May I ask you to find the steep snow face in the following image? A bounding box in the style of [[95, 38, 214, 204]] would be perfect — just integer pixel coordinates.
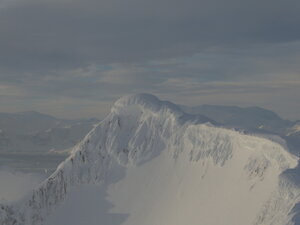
[[1, 94, 300, 225]]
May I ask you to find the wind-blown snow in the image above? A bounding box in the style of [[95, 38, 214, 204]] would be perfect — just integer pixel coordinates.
[[1, 94, 300, 225]]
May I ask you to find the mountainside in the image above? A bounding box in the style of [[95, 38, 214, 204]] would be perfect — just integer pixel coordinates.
[[1, 94, 300, 225]]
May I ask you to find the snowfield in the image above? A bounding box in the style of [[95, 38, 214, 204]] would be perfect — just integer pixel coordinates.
[[1, 94, 300, 225]]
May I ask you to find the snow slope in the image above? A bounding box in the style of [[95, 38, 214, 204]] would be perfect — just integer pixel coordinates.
[[180, 104, 300, 156], [1, 94, 300, 225]]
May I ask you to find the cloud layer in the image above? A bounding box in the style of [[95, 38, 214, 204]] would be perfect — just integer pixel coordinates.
[[0, 0, 299, 119]]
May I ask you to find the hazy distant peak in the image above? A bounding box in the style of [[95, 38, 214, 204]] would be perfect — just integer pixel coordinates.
[[180, 103, 293, 133], [190, 104, 281, 119]]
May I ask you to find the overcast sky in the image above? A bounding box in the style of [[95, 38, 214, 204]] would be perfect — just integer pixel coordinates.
[[0, 0, 299, 120]]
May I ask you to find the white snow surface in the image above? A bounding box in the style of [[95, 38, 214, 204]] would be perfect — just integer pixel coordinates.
[[1, 93, 300, 225]]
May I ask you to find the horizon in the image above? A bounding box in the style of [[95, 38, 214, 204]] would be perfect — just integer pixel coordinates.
[[0, 95, 299, 121]]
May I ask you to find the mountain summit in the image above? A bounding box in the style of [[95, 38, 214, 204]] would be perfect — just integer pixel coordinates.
[[1, 94, 300, 225]]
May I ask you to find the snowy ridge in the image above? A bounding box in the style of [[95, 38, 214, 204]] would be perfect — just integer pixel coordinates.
[[1, 94, 300, 225]]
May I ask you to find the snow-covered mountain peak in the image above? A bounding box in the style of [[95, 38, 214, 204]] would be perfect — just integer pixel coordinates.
[[1, 94, 300, 225], [112, 93, 216, 126], [112, 93, 183, 116]]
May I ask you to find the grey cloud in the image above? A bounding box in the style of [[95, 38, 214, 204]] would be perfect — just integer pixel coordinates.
[[0, 0, 300, 73], [0, 0, 300, 120], [1, 42, 300, 108]]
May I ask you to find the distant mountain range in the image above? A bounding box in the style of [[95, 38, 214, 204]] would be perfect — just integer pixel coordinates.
[[0, 111, 100, 154]]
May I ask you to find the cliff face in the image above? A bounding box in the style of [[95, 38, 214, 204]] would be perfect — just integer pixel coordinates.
[[1, 94, 299, 225]]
